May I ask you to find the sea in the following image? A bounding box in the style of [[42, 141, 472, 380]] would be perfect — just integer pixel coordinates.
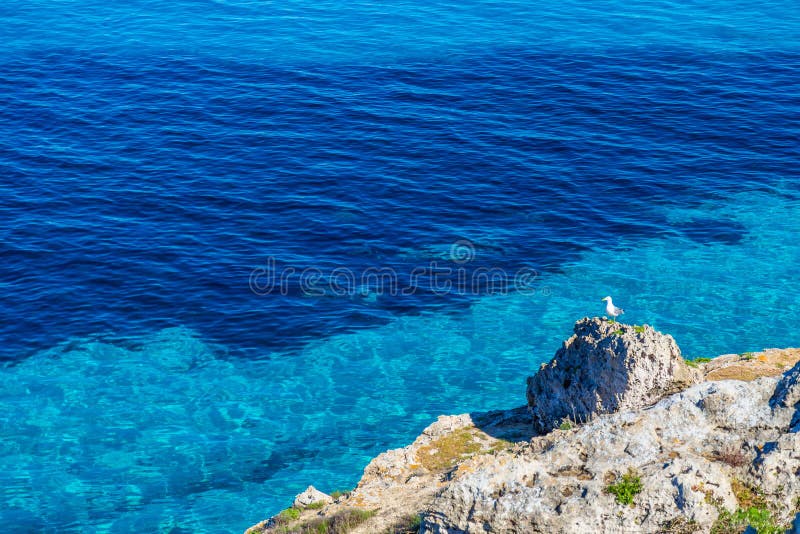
[[1, 0, 799, 531]]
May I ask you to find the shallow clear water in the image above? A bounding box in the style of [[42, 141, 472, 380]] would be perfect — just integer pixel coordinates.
[[1, 0, 800, 532]]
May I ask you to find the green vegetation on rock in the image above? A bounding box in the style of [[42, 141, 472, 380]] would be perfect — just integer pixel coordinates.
[[278, 507, 301, 522], [605, 469, 643, 506], [710, 480, 789, 534], [386, 513, 422, 533], [329, 489, 351, 500], [711, 507, 784, 534], [487, 438, 515, 454], [417, 427, 483, 472], [274, 508, 376, 534]]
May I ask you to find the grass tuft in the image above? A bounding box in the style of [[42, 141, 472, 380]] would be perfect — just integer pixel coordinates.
[[329, 489, 351, 500], [487, 438, 515, 454], [385, 513, 422, 533], [711, 506, 785, 534], [604, 468, 643, 506], [274, 508, 376, 534], [710, 481, 788, 534], [277, 507, 301, 522], [731, 479, 768, 509], [685, 356, 712, 368], [416, 428, 483, 472]]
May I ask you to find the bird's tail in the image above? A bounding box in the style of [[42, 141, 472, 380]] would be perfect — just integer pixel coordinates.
[[619, 308, 625, 315]]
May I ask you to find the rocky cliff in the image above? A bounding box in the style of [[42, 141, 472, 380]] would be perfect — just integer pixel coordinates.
[[247, 318, 800, 534], [526, 318, 697, 433]]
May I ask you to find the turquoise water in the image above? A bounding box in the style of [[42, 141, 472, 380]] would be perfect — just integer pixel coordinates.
[[3, 189, 800, 531], [2, 0, 800, 531]]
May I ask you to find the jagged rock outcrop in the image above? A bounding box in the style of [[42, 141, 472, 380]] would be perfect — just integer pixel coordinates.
[[247, 320, 800, 534], [526, 318, 698, 433], [292, 485, 333, 508], [425, 373, 800, 533]]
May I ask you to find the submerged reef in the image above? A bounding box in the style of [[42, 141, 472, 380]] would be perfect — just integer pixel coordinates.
[[248, 318, 800, 533]]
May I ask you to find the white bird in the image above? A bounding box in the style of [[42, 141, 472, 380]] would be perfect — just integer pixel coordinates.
[[602, 296, 624, 323]]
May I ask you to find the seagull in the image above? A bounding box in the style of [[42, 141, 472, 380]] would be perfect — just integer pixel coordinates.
[[602, 296, 624, 323]]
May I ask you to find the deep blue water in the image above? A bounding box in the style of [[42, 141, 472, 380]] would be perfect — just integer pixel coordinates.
[[2, 1, 800, 532]]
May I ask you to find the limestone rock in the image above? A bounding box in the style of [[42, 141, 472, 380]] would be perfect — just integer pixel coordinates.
[[424, 378, 796, 534], [703, 348, 800, 382], [526, 317, 698, 433], [246, 415, 518, 533], [771, 359, 800, 431], [248, 330, 800, 534], [292, 485, 333, 508]]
